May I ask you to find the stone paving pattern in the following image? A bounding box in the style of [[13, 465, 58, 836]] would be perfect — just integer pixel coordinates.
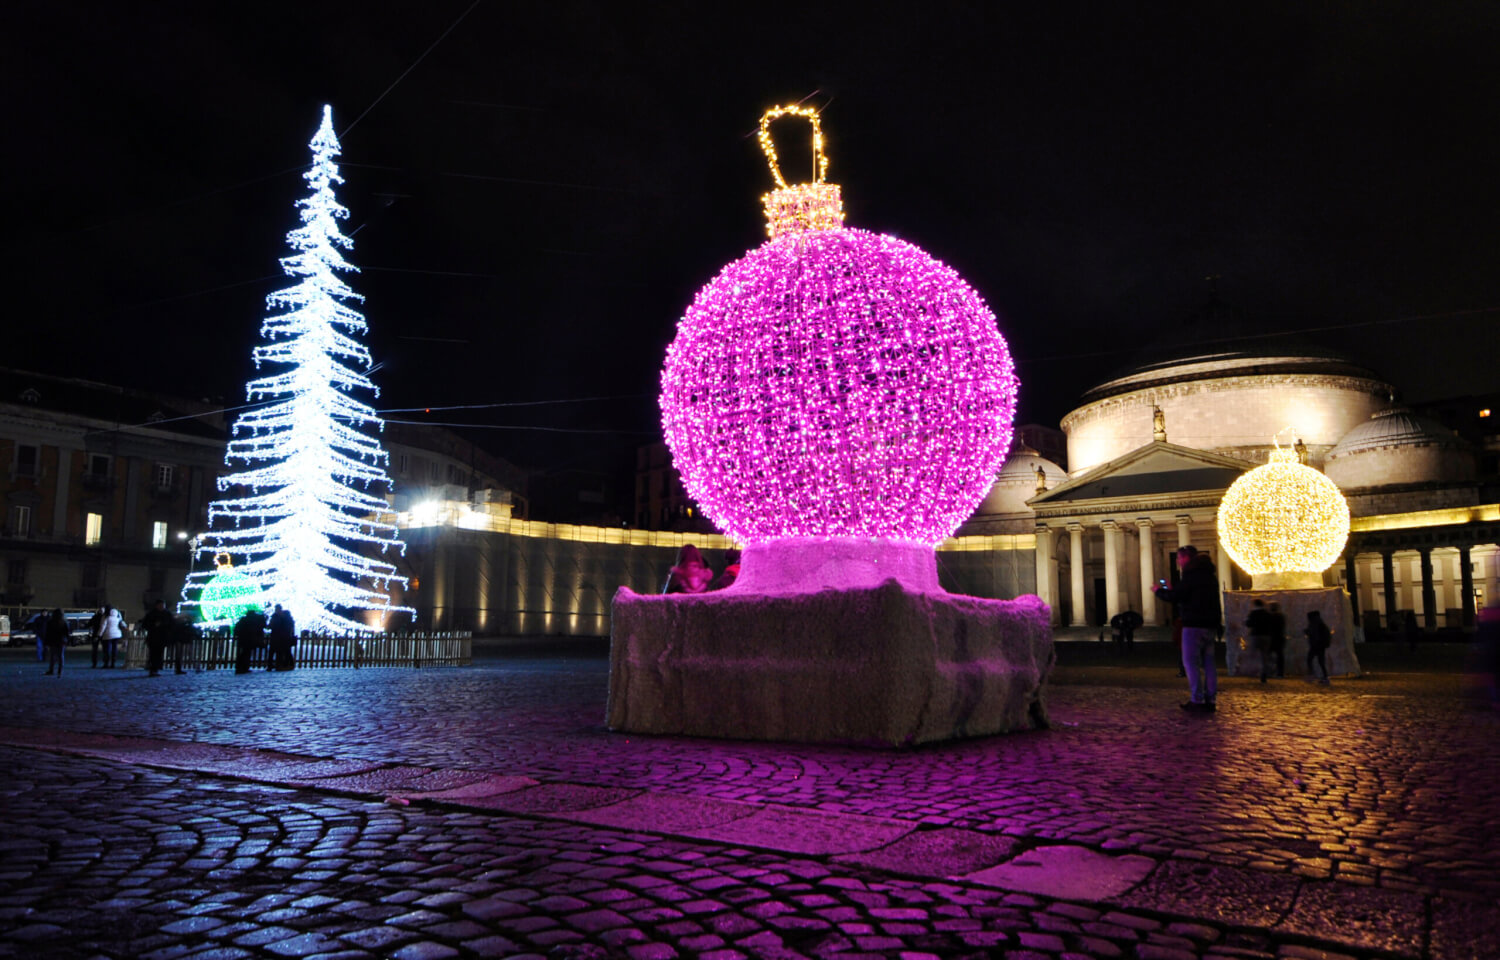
[[1, 646, 1497, 958]]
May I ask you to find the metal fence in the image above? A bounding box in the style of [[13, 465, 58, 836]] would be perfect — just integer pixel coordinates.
[[122, 632, 472, 670]]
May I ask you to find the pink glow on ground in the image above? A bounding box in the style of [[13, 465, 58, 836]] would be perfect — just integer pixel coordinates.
[[660, 228, 1018, 547]]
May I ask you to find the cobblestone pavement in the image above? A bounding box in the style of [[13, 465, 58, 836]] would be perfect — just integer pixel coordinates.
[[1, 647, 1497, 958]]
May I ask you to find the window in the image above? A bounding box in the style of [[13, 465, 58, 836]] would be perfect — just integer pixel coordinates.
[[155, 463, 174, 488], [15, 445, 38, 477], [6, 558, 26, 585], [88, 454, 110, 478], [148, 568, 167, 592], [85, 512, 103, 546], [397, 454, 408, 475], [81, 563, 101, 589], [10, 505, 31, 537], [152, 521, 168, 549]]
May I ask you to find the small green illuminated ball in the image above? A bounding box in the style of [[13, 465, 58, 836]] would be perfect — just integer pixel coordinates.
[[198, 565, 264, 624]]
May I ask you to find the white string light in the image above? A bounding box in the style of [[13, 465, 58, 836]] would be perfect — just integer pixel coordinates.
[[182, 105, 412, 633]]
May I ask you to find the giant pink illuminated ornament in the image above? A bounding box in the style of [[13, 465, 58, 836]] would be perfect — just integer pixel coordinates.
[[660, 106, 1018, 558]]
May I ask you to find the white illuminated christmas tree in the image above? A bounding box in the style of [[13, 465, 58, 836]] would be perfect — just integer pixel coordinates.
[[183, 104, 410, 634]]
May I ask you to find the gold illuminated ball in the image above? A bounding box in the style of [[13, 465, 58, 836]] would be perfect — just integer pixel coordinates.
[[1216, 449, 1350, 579]]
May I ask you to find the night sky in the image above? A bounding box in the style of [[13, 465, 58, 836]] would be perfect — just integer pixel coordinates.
[[9, 1, 1500, 487]]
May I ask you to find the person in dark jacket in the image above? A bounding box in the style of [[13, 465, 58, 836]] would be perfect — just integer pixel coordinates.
[[42, 607, 68, 676], [1153, 546, 1221, 711], [169, 617, 199, 674], [1305, 610, 1332, 685], [1266, 601, 1287, 679], [268, 604, 296, 671], [1247, 599, 1274, 683], [139, 600, 173, 677], [1110, 609, 1144, 653], [233, 609, 268, 674]]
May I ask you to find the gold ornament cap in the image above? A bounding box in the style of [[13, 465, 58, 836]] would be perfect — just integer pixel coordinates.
[[758, 105, 844, 239]]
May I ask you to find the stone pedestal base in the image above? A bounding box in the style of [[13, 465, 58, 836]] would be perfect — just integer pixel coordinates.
[[1223, 586, 1362, 678], [607, 580, 1054, 746]]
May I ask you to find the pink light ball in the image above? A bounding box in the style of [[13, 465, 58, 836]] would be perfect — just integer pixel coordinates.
[[660, 228, 1018, 547]]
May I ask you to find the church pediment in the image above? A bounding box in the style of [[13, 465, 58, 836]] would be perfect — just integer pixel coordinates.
[[1031, 441, 1254, 506]]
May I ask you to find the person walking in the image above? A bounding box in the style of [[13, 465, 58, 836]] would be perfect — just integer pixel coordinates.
[[1266, 601, 1287, 679], [1305, 610, 1332, 685], [1153, 545, 1222, 712], [1247, 599, 1274, 683], [233, 608, 267, 675], [268, 604, 296, 671], [98, 603, 124, 669], [42, 607, 68, 676], [139, 600, 173, 677]]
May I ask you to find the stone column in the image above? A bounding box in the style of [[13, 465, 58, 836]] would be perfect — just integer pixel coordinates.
[[1216, 540, 1232, 588], [1137, 518, 1157, 623], [1344, 549, 1360, 626], [1176, 516, 1191, 549], [1102, 520, 1121, 621], [1381, 551, 1398, 631], [1068, 523, 1087, 627], [1034, 525, 1056, 624], [1420, 548, 1437, 631], [1460, 545, 1475, 629]]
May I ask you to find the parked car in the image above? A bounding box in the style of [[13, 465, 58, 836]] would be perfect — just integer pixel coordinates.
[[0, 615, 9, 646], [16, 610, 95, 646]]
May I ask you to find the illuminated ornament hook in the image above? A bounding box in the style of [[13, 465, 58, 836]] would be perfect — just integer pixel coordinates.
[[1216, 433, 1350, 590], [757, 105, 844, 239]]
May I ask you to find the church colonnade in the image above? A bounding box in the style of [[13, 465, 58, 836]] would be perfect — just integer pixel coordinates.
[[1034, 512, 1235, 628], [1035, 518, 1500, 633]]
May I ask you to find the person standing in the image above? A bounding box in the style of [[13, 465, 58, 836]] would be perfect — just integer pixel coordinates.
[[268, 604, 296, 671], [169, 616, 198, 675], [233, 608, 267, 675], [1247, 599, 1273, 683], [139, 600, 173, 677], [1266, 601, 1287, 679], [98, 603, 124, 669], [42, 607, 68, 676], [88, 606, 107, 668], [1305, 610, 1332, 685], [1153, 545, 1222, 712]]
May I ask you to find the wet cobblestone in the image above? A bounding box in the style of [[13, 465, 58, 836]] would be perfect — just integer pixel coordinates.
[[1, 650, 1497, 958]]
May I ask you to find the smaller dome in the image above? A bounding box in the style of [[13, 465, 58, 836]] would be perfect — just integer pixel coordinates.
[[976, 444, 1069, 516], [1325, 407, 1475, 489], [1327, 407, 1464, 458]]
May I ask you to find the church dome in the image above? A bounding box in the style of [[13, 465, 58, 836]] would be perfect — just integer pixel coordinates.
[[1061, 297, 1395, 475], [976, 444, 1069, 516], [1324, 407, 1476, 489]]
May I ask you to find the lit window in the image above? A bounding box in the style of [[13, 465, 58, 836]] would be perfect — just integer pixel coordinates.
[[152, 521, 168, 549], [85, 512, 103, 546], [1481, 409, 1492, 418]]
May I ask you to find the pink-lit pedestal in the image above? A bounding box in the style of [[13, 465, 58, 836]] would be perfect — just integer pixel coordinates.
[[607, 539, 1054, 746]]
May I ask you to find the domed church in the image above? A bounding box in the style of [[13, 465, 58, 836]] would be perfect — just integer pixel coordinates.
[[962, 300, 1498, 635]]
